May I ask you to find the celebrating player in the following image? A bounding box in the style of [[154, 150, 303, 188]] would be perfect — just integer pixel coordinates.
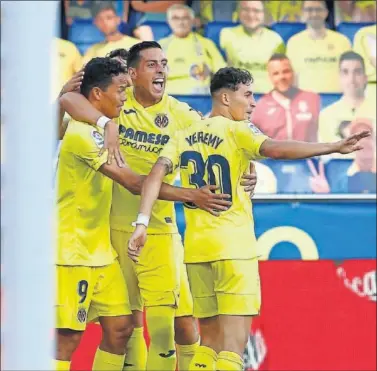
[[59, 42, 257, 370], [56, 57, 231, 371], [128, 67, 371, 370]]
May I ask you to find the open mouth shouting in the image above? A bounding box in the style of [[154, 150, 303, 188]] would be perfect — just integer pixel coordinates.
[[152, 78, 165, 94]]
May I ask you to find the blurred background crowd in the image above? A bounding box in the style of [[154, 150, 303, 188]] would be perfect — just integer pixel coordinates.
[[56, 0, 376, 195]]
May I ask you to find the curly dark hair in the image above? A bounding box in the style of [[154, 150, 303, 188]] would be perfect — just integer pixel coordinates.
[[106, 48, 129, 62], [210, 67, 253, 95], [80, 57, 126, 98], [127, 41, 162, 68]]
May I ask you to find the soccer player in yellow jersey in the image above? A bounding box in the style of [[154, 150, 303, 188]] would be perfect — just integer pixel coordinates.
[[56, 56, 230, 371], [59, 43, 257, 371], [60, 43, 251, 371], [128, 67, 371, 370]]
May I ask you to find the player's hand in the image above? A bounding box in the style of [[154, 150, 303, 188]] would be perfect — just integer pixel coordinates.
[[307, 159, 330, 194], [128, 225, 147, 262], [59, 70, 84, 97], [100, 120, 126, 167], [241, 162, 257, 198], [192, 185, 232, 216], [336, 130, 371, 154]]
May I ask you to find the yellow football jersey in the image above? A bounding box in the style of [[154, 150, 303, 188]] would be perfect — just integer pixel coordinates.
[[220, 26, 285, 93], [56, 120, 116, 267], [264, 0, 303, 24], [319, 96, 376, 143], [53, 37, 82, 99], [110, 87, 202, 234], [287, 29, 352, 93], [354, 25, 376, 84], [160, 116, 269, 263], [83, 36, 140, 65], [159, 32, 226, 95]]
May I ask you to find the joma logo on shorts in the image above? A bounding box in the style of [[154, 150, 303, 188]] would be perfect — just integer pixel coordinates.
[[159, 350, 176, 358]]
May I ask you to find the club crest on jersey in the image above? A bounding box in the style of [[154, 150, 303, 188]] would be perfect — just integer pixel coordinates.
[[155, 113, 169, 128], [77, 308, 87, 323], [91, 130, 104, 148], [248, 122, 263, 135]]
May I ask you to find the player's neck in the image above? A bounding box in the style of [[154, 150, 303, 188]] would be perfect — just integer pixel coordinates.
[[209, 106, 234, 120], [133, 87, 161, 108], [343, 94, 365, 109], [106, 31, 123, 42], [274, 87, 299, 100], [307, 26, 327, 40], [243, 25, 263, 36]]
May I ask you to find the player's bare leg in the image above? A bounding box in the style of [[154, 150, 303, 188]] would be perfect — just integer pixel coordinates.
[[216, 315, 252, 370], [175, 316, 200, 370], [124, 310, 148, 370], [55, 329, 83, 370], [92, 315, 134, 371], [188, 316, 220, 371]]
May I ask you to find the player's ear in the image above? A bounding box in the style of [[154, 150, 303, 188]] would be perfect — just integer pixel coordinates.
[[92, 87, 102, 101], [128, 67, 136, 80], [221, 92, 230, 107]]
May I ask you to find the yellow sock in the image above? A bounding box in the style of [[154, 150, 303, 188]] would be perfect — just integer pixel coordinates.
[[92, 348, 126, 371], [216, 351, 243, 371], [54, 359, 70, 371], [176, 338, 200, 371], [188, 345, 217, 371], [146, 306, 176, 371], [124, 327, 147, 371]]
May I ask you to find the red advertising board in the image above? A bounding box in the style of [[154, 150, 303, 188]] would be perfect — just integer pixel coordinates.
[[71, 260, 376, 371]]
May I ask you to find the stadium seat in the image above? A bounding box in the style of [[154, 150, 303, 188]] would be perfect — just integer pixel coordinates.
[[142, 21, 171, 41], [260, 159, 318, 194], [325, 158, 353, 193], [69, 19, 104, 55], [336, 22, 376, 44], [204, 21, 239, 50], [172, 95, 212, 116], [320, 93, 341, 109], [270, 22, 306, 43]]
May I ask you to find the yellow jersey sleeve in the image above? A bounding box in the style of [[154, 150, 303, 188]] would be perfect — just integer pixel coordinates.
[[65, 121, 108, 171], [82, 43, 101, 65], [232, 121, 269, 160], [72, 44, 83, 72], [203, 37, 227, 72], [354, 25, 376, 83]]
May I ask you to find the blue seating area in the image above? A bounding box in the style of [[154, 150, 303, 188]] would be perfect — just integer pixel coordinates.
[[142, 21, 171, 41], [270, 22, 306, 43], [172, 93, 341, 116], [69, 19, 104, 55], [260, 158, 316, 194], [336, 22, 376, 43]]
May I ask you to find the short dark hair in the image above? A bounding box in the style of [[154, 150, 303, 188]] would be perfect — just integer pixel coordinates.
[[107, 48, 129, 61], [339, 51, 365, 71], [92, 2, 116, 18], [127, 41, 162, 68], [268, 53, 289, 63], [210, 67, 253, 95], [80, 57, 126, 98]]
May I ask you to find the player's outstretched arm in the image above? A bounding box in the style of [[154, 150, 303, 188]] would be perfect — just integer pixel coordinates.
[[59, 92, 124, 167], [259, 131, 371, 159], [99, 160, 232, 210]]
